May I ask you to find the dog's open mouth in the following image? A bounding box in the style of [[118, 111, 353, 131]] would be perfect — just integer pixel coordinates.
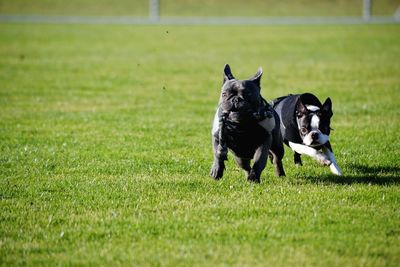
[[307, 139, 328, 147], [310, 141, 322, 146]]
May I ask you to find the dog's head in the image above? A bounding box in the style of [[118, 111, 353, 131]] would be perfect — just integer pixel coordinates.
[[219, 64, 263, 122], [296, 93, 333, 146]]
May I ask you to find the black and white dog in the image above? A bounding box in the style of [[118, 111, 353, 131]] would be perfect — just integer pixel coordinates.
[[210, 64, 285, 183], [272, 93, 342, 175]]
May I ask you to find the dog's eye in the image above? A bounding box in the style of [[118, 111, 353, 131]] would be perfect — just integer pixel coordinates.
[[300, 127, 308, 135], [221, 92, 228, 98], [296, 111, 303, 118]]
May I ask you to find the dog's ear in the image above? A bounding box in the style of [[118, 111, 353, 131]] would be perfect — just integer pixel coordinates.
[[322, 97, 333, 118], [250, 67, 263, 88], [223, 64, 235, 84], [296, 100, 308, 118]]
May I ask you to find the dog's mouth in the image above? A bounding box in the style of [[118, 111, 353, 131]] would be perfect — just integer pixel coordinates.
[[228, 103, 256, 114], [227, 110, 259, 123], [302, 131, 330, 146], [221, 99, 261, 123], [310, 140, 324, 147], [302, 139, 324, 147]]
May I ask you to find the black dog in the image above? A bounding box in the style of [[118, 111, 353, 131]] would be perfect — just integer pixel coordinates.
[[272, 93, 342, 175], [210, 64, 285, 183]]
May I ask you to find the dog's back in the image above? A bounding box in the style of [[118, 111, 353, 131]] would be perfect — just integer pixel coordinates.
[[272, 94, 301, 144]]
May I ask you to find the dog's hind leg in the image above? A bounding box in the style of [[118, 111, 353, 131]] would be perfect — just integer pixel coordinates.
[[269, 140, 286, 177], [234, 156, 251, 177], [248, 137, 272, 183], [269, 151, 285, 177], [269, 125, 286, 177]]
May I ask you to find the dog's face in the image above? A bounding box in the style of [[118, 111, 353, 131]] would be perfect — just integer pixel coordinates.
[[296, 98, 333, 146], [219, 64, 263, 122]]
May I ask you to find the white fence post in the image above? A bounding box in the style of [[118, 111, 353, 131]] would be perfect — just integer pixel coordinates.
[[394, 6, 400, 21], [363, 0, 372, 21], [149, 0, 160, 22]]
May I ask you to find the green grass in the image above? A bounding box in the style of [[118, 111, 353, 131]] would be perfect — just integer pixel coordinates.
[[0, 23, 399, 266], [0, 0, 399, 16]]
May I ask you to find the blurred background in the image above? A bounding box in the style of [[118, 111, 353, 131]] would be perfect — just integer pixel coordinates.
[[0, 0, 399, 21]]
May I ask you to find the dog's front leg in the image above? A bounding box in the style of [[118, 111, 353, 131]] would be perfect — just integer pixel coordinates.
[[288, 142, 331, 166], [210, 110, 228, 179], [210, 133, 227, 179], [322, 142, 342, 176], [294, 152, 302, 166], [248, 135, 272, 183]]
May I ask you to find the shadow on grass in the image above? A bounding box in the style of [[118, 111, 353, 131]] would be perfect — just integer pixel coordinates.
[[309, 164, 400, 185]]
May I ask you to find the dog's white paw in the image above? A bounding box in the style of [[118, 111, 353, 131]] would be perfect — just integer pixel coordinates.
[[316, 152, 331, 166], [330, 163, 343, 176]]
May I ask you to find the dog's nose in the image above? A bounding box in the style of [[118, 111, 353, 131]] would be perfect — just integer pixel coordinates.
[[233, 96, 244, 103], [311, 132, 319, 140], [232, 97, 245, 110]]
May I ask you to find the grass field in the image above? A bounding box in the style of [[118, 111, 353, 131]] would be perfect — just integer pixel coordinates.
[[0, 23, 399, 266]]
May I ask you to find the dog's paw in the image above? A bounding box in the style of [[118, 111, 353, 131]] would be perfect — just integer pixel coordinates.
[[210, 162, 224, 180], [294, 153, 302, 167], [247, 171, 260, 183], [322, 159, 332, 166], [330, 163, 343, 176], [295, 162, 303, 167], [316, 153, 331, 166]]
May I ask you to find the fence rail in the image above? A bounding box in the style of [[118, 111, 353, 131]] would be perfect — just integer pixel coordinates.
[[1, 0, 399, 25], [0, 14, 399, 25]]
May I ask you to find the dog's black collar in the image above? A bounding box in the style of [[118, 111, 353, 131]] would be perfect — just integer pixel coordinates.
[[252, 98, 274, 122]]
